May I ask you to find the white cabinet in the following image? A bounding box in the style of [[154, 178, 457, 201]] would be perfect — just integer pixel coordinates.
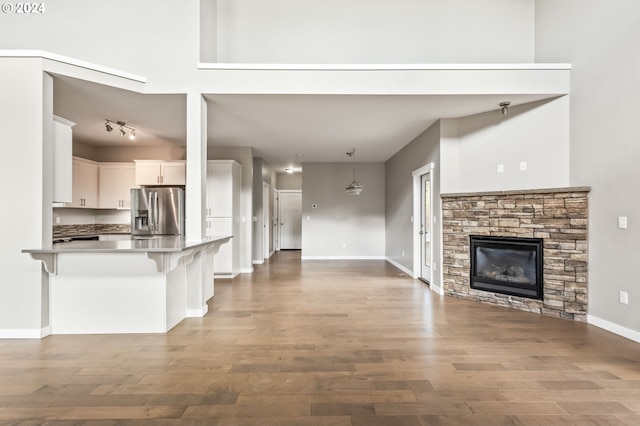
[[52, 116, 75, 204], [69, 157, 98, 208], [134, 160, 186, 186], [207, 160, 241, 277], [99, 163, 136, 208]]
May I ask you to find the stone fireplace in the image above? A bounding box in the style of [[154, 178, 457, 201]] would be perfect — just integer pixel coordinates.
[[442, 187, 589, 321]]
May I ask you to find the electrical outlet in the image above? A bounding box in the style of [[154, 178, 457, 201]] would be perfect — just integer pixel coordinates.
[[620, 291, 629, 305], [618, 216, 628, 229], [520, 161, 527, 171], [497, 164, 504, 173]]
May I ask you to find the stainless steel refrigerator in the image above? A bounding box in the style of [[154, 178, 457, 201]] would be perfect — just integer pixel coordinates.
[[131, 187, 185, 236]]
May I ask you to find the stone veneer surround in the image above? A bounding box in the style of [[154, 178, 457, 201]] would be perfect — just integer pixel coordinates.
[[442, 187, 589, 321]]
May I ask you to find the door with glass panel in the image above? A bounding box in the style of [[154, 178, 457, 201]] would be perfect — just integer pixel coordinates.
[[420, 173, 432, 283]]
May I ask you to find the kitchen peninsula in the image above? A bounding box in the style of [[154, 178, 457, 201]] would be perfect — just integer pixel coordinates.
[[23, 235, 231, 334]]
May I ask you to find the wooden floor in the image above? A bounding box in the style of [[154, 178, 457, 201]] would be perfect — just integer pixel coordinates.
[[1, 251, 640, 425]]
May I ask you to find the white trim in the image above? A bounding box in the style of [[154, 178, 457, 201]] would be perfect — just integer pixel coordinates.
[[301, 256, 385, 260], [240, 267, 254, 274], [430, 283, 445, 296], [385, 257, 413, 276], [186, 305, 208, 318], [412, 163, 435, 281], [588, 315, 640, 344], [253, 260, 264, 265], [0, 326, 51, 339], [214, 272, 239, 279], [199, 62, 572, 71], [0, 50, 147, 82]]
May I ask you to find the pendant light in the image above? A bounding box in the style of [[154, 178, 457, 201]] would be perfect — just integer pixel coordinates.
[[345, 148, 364, 195]]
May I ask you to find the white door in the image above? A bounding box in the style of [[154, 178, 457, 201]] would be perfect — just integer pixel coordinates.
[[273, 191, 280, 251], [263, 182, 270, 259], [420, 173, 432, 283], [279, 192, 302, 250]]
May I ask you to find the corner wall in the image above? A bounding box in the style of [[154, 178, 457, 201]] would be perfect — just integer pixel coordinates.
[[535, 0, 640, 340], [441, 97, 570, 194], [385, 121, 441, 275]]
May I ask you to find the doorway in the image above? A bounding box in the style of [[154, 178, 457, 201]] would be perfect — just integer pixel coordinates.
[[413, 163, 439, 291], [420, 173, 432, 283], [263, 182, 270, 260], [279, 191, 302, 250]]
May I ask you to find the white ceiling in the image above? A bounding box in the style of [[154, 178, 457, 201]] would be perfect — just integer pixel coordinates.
[[53, 75, 556, 172]]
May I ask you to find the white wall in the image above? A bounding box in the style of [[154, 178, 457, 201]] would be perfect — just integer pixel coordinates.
[[276, 172, 302, 191], [215, 0, 534, 63], [386, 122, 441, 275], [0, 1, 200, 89], [0, 60, 49, 335], [536, 0, 640, 338], [302, 163, 385, 258], [440, 97, 570, 193]]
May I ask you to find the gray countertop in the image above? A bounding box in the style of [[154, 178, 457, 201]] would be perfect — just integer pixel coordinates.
[[23, 235, 232, 254]]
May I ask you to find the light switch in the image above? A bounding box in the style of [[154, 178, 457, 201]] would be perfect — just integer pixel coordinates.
[[618, 216, 628, 229], [497, 164, 504, 173], [520, 161, 527, 171]]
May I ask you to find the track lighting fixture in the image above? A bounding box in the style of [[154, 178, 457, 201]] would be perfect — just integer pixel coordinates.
[[499, 101, 511, 115], [105, 119, 136, 141]]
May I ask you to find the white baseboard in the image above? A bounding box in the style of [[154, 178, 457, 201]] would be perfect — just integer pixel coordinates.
[[301, 256, 386, 260], [186, 305, 208, 318], [214, 272, 239, 279], [252, 259, 264, 265], [0, 326, 51, 339], [385, 257, 413, 276], [588, 315, 640, 343], [240, 267, 253, 274]]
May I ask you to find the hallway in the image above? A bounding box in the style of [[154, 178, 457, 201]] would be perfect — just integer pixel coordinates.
[[0, 251, 639, 424]]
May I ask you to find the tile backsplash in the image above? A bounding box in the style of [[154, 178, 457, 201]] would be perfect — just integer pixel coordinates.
[[53, 223, 131, 238]]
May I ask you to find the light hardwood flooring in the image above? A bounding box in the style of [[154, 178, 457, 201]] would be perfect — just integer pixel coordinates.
[[1, 250, 639, 425]]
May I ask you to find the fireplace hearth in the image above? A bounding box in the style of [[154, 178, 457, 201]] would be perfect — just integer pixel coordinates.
[[470, 235, 543, 300]]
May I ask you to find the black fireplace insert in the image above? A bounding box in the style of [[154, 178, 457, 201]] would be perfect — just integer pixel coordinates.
[[469, 235, 543, 300]]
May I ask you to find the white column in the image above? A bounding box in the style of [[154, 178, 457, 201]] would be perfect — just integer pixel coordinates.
[[185, 91, 207, 242]]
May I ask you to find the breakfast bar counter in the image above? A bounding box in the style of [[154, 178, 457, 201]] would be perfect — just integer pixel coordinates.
[[23, 235, 232, 335]]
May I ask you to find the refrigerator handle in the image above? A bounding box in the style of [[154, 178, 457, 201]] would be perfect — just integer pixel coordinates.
[[147, 191, 153, 231], [154, 192, 159, 232]]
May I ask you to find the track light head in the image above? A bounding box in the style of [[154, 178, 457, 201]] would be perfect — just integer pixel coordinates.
[[499, 101, 511, 115], [105, 121, 113, 132]]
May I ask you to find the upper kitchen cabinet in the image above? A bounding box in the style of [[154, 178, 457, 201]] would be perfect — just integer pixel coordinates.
[[69, 157, 98, 208], [134, 160, 186, 186], [52, 115, 75, 204], [99, 163, 136, 208]]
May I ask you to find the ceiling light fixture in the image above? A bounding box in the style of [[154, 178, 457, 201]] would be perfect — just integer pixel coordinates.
[[499, 101, 511, 115], [105, 119, 136, 141], [285, 167, 294, 174], [345, 148, 364, 195]]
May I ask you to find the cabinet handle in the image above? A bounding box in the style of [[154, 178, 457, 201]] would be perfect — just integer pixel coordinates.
[[157, 176, 160, 184]]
